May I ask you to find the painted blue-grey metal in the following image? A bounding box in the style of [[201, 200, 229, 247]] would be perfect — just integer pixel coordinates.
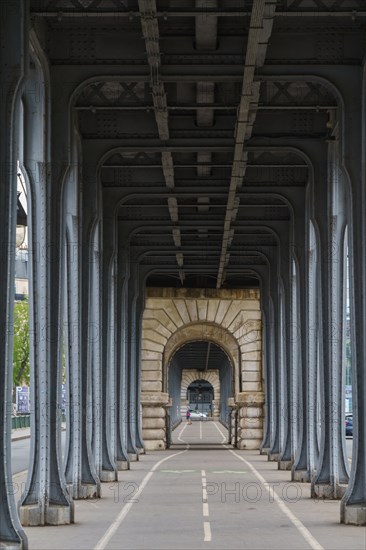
[[168, 357, 183, 430], [291, 207, 312, 482], [277, 236, 293, 469], [219, 358, 233, 428], [115, 247, 130, 470], [134, 283, 145, 452], [290, 259, 300, 464], [0, 1, 28, 546], [63, 134, 101, 500], [307, 220, 320, 470], [98, 207, 118, 481], [340, 68, 366, 525], [1, 1, 365, 536], [19, 40, 74, 525], [89, 221, 103, 480], [75, 147, 104, 484], [120, 254, 137, 460], [311, 139, 350, 499], [125, 258, 139, 460], [268, 254, 282, 461], [128, 261, 144, 455], [108, 250, 119, 476], [259, 276, 273, 454]]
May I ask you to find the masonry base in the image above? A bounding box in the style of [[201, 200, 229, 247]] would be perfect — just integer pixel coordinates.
[[67, 482, 100, 499], [100, 470, 117, 482], [19, 503, 74, 526], [311, 482, 348, 500], [341, 504, 366, 525], [278, 460, 292, 471], [128, 453, 139, 462], [0, 542, 25, 550], [292, 469, 311, 483], [117, 460, 130, 470]]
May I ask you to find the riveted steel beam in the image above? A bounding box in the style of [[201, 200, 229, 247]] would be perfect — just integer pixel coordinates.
[[216, 0, 277, 288]]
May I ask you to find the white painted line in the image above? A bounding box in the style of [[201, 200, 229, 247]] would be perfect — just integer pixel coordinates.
[[227, 448, 324, 550], [212, 420, 227, 444], [203, 521, 212, 542], [177, 422, 190, 449], [94, 449, 188, 550], [12, 469, 27, 480], [200, 421, 202, 440], [201, 469, 211, 539]]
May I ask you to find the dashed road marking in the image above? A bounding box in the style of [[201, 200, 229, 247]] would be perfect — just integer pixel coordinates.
[[201, 469, 211, 541], [203, 521, 212, 542]]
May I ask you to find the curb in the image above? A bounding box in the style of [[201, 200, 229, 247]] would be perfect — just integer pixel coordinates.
[[11, 435, 31, 442], [11, 426, 66, 443]]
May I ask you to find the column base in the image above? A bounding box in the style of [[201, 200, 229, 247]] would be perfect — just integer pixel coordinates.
[[67, 482, 101, 500], [0, 542, 26, 550], [291, 469, 311, 483], [268, 453, 279, 462], [117, 460, 130, 471], [341, 504, 366, 525], [260, 447, 269, 455], [311, 482, 348, 500], [128, 453, 139, 462], [19, 503, 74, 526], [278, 460, 292, 471], [100, 470, 117, 482]]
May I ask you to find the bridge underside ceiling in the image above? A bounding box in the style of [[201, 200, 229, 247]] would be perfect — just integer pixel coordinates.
[[2, 2, 365, 542], [172, 340, 230, 373], [28, 0, 360, 289]]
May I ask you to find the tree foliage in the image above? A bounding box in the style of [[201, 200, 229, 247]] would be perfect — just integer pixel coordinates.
[[13, 299, 30, 387]]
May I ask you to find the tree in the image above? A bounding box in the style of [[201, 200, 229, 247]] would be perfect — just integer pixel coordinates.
[[13, 299, 30, 389]]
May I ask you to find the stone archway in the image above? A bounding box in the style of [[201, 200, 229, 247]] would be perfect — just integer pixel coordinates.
[[163, 322, 240, 396], [140, 288, 264, 451], [181, 370, 220, 418]]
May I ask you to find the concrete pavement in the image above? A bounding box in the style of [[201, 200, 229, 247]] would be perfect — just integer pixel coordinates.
[[16, 421, 364, 550]]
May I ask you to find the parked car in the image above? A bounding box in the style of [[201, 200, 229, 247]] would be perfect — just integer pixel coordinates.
[[345, 414, 353, 436], [189, 409, 208, 420]]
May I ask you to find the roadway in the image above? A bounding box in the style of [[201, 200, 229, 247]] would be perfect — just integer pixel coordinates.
[[13, 423, 361, 550], [10, 429, 353, 477], [11, 431, 67, 476]]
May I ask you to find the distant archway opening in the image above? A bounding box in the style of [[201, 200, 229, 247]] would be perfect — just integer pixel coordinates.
[[187, 380, 214, 416], [168, 340, 233, 435]]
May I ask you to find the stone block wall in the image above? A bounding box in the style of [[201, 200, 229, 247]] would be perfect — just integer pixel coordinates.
[[140, 393, 170, 451], [141, 288, 263, 449]]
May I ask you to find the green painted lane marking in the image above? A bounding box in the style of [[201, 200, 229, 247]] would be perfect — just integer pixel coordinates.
[[158, 469, 248, 475], [209, 470, 248, 474], [159, 469, 197, 474]]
